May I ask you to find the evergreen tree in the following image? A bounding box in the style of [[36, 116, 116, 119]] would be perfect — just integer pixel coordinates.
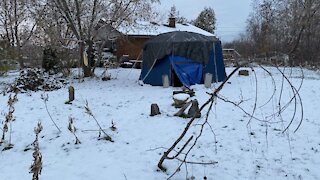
[[193, 7, 216, 33]]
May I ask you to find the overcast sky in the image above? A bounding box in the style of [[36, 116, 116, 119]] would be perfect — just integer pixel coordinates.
[[157, 0, 252, 42]]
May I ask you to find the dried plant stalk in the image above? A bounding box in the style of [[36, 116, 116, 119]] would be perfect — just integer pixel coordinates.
[[0, 93, 18, 147], [84, 100, 113, 142], [30, 122, 43, 180], [68, 117, 81, 144]]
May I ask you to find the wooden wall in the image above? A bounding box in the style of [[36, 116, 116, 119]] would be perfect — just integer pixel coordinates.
[[116, 36, 151, 60]]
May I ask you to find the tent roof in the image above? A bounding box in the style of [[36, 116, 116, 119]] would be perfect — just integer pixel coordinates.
[[143, 31, 219, 68], [146, 31, 217, 43]]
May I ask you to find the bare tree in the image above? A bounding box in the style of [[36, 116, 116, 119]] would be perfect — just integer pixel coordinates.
[[168, 5, 189, 24], [51, 0, 160, 77], [0, 0, 47, 67], [244, 0, 320, 66]]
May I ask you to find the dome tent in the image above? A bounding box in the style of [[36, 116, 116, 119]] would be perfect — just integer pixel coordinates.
[[140, 31, 226, 87]]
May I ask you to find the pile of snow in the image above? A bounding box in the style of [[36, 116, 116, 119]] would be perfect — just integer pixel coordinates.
[[7, 68, 68, 93], [173, 93, 190, 101]]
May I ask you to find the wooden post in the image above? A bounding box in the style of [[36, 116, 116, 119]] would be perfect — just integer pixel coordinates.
[[66, 86, 75, 104]]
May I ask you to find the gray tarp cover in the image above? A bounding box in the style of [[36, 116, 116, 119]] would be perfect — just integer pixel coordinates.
[[143, 31, 217, 68]]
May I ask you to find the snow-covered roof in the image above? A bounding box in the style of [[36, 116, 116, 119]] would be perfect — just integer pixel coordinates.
[[117, 21, 215, 37]]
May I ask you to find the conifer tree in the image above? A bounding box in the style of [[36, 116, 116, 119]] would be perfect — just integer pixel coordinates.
[[193, 7, 216, 33]]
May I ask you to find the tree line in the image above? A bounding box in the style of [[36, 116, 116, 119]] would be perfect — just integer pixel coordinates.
[[0, 0, 219, 76], [225, 0, 320, 66]]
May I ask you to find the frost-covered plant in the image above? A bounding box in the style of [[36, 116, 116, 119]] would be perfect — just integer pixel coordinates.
[[68, 117, 81, 144], [0, 93, 18, 149], [84, 100, 113, 142], [110, 120, 117, 131], [30, 122, 43, 180]]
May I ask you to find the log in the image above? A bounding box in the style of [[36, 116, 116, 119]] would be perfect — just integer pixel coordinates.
[[174, 101, 192, 117]]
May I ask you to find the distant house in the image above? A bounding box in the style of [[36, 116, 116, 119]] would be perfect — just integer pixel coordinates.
[[94, 18, 216, 61]]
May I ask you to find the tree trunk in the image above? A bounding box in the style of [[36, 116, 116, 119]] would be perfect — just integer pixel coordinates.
[[79, 41, 92, 77], [13, 0, 24, 68]]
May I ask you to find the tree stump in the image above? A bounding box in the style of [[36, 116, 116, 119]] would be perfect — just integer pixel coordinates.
[[150, 103, 161, 116], [187, 99, 201, 118], [65, 86, 74, 104], [69, 86, 75, 102]]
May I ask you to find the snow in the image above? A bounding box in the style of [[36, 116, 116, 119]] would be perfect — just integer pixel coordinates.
[[173, 93, 190, 101], [118, 21, 215, 37], [0, 67, 319, 180]]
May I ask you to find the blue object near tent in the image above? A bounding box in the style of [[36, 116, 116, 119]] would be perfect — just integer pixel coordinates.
[[140, 31, 226, 87], [169, 55, 203, 87]]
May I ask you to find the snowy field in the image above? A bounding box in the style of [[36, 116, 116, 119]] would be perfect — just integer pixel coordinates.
[[0, 67, 319, 180]]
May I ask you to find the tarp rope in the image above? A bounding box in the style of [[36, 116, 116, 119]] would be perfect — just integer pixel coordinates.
[[140, 43, 166, 84], [140, 58, 158, 82]]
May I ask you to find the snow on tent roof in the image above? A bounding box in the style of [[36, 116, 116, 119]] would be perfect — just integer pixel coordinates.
[[117, 21, 215, 37], [143, 31, 218, 68]]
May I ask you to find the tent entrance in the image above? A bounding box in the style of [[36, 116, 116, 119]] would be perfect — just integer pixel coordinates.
[[169, 55, 203, 87], [171, 67, 183, 87]]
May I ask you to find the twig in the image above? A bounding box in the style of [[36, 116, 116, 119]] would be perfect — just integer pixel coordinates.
[[246, 66, 258, 126], [176, 158, 218, 165], [206, 121, 218, 154], [158, 66, 240, 174], [84, 100, 113, 142], [81, 129, 110, 132], [41, 93, 61, 132], [158, 63, 304, 179]]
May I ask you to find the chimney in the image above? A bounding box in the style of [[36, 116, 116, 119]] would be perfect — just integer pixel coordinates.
[[169, 17, 176, 28]]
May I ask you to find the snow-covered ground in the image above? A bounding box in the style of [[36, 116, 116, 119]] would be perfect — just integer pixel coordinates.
[[0, 67, 319, 180]]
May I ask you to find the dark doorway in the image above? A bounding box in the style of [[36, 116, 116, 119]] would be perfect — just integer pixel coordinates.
[[171, 68, 183, 87]]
